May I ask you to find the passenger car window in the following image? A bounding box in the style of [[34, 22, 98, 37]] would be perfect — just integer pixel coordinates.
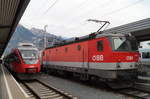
[[142, 52, 150, 58], [97, 41, 103, 51]]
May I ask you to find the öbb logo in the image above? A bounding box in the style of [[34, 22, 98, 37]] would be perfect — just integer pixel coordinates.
[[92, 55, 104, 61]]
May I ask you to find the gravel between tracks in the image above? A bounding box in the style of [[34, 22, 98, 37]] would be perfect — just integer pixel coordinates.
[[37, 74, 133, 99]]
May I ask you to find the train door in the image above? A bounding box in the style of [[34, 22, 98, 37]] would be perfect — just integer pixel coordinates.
[[82, 48, 85, 69], [80, 42, 89, 80], [81, 43, 89, 69]]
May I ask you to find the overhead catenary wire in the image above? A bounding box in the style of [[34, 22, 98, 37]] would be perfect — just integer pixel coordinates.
[[66, 0, 119, 33], [62, 0, 114, 33], [68, 0, 113, 24], [74, 0, 112, 20], [21, 0, 146, 38], [97, 0, 145, 19], [44, 0, 60, 15], [83, 0, 145, 31], [63, 0, 91, 16], [26, 0, 60, 24], [34, 0, 51, 15]]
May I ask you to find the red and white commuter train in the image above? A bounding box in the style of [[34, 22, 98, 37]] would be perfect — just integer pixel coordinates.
[[4, 43, 40, 79], [42, 33, 139, 81]]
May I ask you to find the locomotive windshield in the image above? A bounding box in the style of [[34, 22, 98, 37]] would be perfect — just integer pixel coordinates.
[[20, 50, 38, 64], [112, 36, 138, 51], [20, 50, 38, 59]]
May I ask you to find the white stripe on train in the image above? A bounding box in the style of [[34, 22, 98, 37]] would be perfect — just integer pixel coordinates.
[[43, 61, 137, 70]]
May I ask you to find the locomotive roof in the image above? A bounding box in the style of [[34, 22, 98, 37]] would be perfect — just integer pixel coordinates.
[[45, 32, 130, 50], [18, 47, 38, 51], [17, 43, 38, 51], [96, 32, 127, 38], [18, 42, 35, 47]]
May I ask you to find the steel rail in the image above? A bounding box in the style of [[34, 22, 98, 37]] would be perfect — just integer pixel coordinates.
[[22, 82, 40, 99], [117, 87, 150, 99], [21, 79, 78, 99]]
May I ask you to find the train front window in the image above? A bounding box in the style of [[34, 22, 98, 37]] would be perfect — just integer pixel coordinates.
[[112, 37, 138, 51], [113, 37, 130, 51], [20, 50, 38, 59]]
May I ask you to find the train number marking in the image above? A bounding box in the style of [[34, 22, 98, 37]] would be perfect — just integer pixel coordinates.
[[92, 55, 103, 61], [126, 56, 133, 60]]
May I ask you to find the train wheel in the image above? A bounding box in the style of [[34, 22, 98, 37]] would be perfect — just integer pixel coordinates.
[[79, 73, 89, 81]]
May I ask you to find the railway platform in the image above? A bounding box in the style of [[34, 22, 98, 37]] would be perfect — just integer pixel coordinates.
[[0, 64, 29, 99]]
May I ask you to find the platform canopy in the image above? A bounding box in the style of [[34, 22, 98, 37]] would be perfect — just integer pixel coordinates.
[[0, 0, 30, 57], [103, 18, 150, 42]]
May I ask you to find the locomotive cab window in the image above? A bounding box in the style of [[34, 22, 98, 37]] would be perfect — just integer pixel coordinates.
[[97, 41, 103, 51], [20, 50, 38, 59], [112, 37, 138, 51]]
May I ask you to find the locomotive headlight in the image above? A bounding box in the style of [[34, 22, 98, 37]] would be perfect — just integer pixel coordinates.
[[116, 63, 121, 68]]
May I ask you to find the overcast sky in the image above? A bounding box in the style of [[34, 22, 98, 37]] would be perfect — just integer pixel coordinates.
[[20, 0, 150, 38]]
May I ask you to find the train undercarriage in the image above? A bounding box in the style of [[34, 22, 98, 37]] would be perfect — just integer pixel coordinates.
[[42, 64, 138, 89]]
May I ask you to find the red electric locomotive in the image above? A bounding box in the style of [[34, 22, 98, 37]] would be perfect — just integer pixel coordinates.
[[42, 32, 139, 84], [4, 43, 40, 79]]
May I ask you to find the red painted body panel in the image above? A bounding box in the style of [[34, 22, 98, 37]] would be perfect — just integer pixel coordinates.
[[42, 35, 139, 80], [12, 59, 40, 73], [43, 41, 88, 62], [88, 37, 139, 63], [43, 37, 139, 63]]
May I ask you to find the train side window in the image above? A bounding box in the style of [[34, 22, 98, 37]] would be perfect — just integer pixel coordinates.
[[77, 45, 81, 51], [142, 52, 150, 58], [97, 40, 103, 51], [10, 53, 16, 59], [65, 47, 68, 52], [11, 53, 18, 62]]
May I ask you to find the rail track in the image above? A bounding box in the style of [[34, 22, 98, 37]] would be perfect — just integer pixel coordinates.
[[20, 79, 78, 99], [24, 73, 150, 99], [117, 87, 150, 99]]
